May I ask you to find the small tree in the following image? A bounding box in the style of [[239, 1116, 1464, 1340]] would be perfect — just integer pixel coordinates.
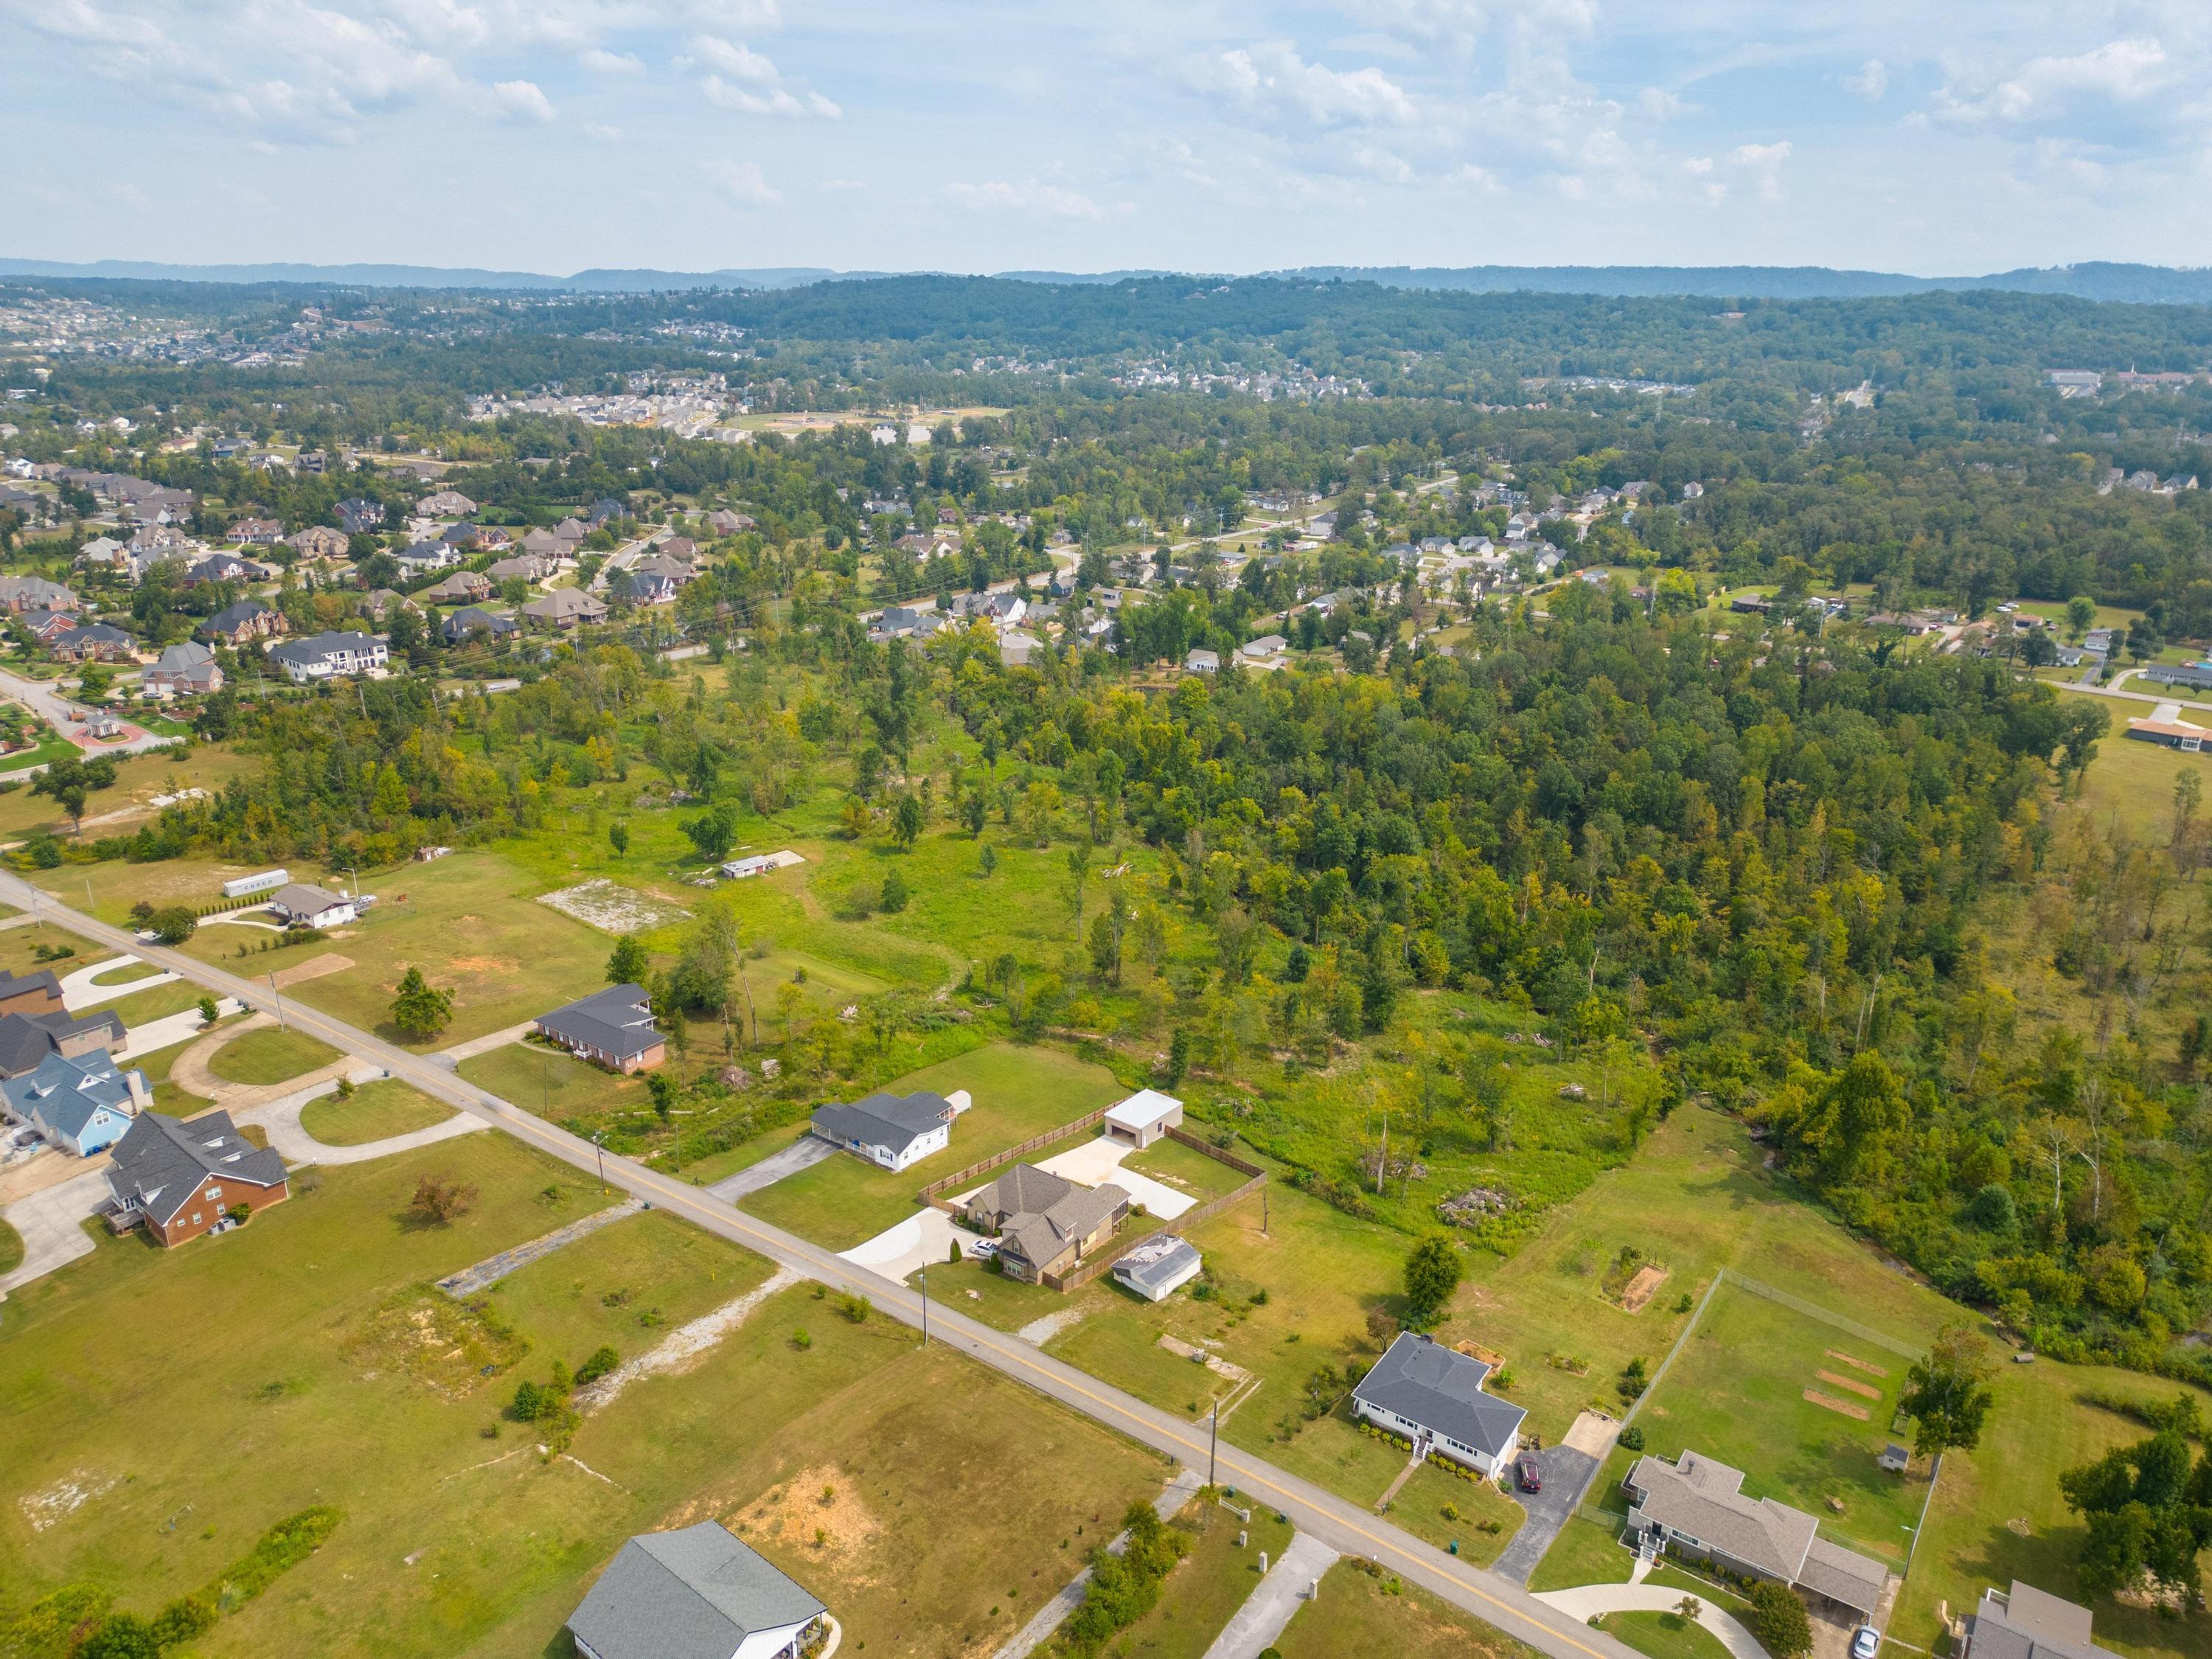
[[1900, 1322, 1996, 1456], [1745, 1582, 1812, 1659], [149, 906, 197, 945], [196, 993, 220, 1029], [880, 868, 910, 913], [891, 792, 924, 850], [646, 1071, 675, 1121], [607, 934, 650, 986], [409, 1173, 479, 1225], [390, 966, 453, 1039], [1402, 1234, 1462, 1326], [608, 820, 629, 858]]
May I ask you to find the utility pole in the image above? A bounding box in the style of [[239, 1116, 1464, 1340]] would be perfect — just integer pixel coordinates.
[[593, 1129, 607, 1193], [268, 970, 284, 1030], [918, 1268, 929, 1347], [1208, 1398, 1219, 1487]]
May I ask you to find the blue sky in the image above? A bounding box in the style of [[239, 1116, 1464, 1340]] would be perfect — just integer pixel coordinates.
[[0, 0, 2205, 276]]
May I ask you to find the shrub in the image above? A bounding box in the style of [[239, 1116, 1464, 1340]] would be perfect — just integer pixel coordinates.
[[225, 1204, 250, 1225], [409, 1174, 479, 1225], [1745, 1582, 1813, 1659], [574, 1345, 620, 1387], [793, 1327, 813, 1349], [75, 1614, 158, 1659], [880, 868, 910, 912], [150, 1594, 218, 1648], [837, 1293, 872, 1324], [1618, 1424, 1646, 1450]]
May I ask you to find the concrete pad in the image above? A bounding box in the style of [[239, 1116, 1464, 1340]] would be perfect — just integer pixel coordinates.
[[708, 1135, 834, 1201], [1033, 1135, 1196, 1220], [0, 1167, 112, 1298], [60, 956, 181, 1012], [112, 998, 243, 1062], [838, 1205, 966, 1284], [1203, 1531, 1341, 1659]]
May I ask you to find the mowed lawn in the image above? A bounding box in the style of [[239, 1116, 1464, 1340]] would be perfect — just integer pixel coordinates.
[[1106, 1500, 1293, 1659], [1604, 1281, 1927, 1565], [459, 1039, 650, 1122], [206, 1023, 343, 1086], [299, 1079, 456, 1146], [2065, 706, 2212, 844], [1273, 1560, 1539, 1659], [175, 852, 612, 1048], [737, 1043, 1131, 1250]]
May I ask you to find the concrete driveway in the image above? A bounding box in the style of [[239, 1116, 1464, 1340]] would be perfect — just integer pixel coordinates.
[[1032, 1135, 1197, 1220], [1493, 1444, 1601, 1583], [1535, 1583, 1764, 1659], [839, 1205, 967, 1283], [0, 1167, 112, 1298], [709, 1135, 834, 1201]]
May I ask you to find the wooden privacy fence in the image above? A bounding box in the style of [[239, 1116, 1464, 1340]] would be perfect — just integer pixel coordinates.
[[1042, 1168, 1268, 1291], [917, 1107, 1110, 1208]]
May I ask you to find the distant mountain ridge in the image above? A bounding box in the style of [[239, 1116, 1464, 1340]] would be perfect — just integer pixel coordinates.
[[4, 255, 2212, 304]]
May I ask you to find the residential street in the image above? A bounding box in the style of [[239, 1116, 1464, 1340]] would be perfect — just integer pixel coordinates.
[[0, 664, 180, 761], [0, 869, 1641, 1659]]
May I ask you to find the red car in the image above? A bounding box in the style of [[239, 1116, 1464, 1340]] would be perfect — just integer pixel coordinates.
[[1515, 1454, 1543, 1492]]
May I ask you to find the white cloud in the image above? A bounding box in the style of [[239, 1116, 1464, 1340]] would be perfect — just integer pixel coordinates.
[[1637, 86, 1688, 119], [1729, 139, 1792, 201], [579, 47, 641, 73], [1197, 42, 1419, 128], [684, 32, 837, 116], [1935, 38, 2171, 127], [1846, 59, 1888, 100], [945, 180, 1104, 219], [491, 78, 554, 121], [685, 32, 777, 81], [700, 156, 780, 206], [585, 121, 622, 143]]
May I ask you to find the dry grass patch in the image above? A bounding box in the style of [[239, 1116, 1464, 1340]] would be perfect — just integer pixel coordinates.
[[343, 1290, 527, 1398]]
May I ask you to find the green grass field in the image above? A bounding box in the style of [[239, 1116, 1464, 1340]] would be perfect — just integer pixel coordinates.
[[1528, 1514, 1636, 1591], [1382, 1461, 1526, 1566], [459, 1038, 649, 1121], [1604, 1281, 1927, 1565], [1272, 1560, 1537, 1659], [297, 1080, 454, 1146], [1597, 1608, 1733, 1659], [205, 1024, 343, 1086], [737, 1043, 1129, 1250], [0, 1217, 22, 1276]]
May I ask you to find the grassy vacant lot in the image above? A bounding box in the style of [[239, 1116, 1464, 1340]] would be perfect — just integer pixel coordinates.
[[1105, 1500, 1292, 1659], [0, 1126, 1172, 1659], [1273, 1560, 1538, 1659], [0, 921, 100, 978], [298, 1080, 454, 1146], [1603, 1281, 1927, 1566], [1528, 1514, 1635, 1591], [206, 1024, 343, 1086], [1596, 1609, 1733, 1659], [460, 1039, 649, 1122], [1383, 1461, 1525, 1568], [178, 852, 611, 1048], [738, 1043, 1129, 1251], [2063, 703, 2212, 843]]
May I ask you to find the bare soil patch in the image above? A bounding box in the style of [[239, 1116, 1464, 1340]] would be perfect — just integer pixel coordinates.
[[344, 1290, 527, 1399], [272, 951, 353, 988], [536, 878, 687, 935], [1804, 1388, 1871, 1421], [1815, 1369, 1881, 1400], [1824, 1349, 1889, 1378], [1620, 1265, 1669, 1313], [729, 1464, 885, 1580]]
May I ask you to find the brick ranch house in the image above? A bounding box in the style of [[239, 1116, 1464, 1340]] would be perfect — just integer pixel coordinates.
[[104, 1108, 290, 1246]]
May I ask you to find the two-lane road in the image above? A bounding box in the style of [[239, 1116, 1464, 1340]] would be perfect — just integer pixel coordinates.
[[0, 870, 1635, 1659]]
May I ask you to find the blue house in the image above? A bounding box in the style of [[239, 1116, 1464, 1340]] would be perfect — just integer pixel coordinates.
[[4, 1050, 148, 1157]]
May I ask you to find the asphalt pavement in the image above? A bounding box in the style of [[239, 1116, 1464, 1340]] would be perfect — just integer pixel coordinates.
[[0, 869, 1640, 1659]]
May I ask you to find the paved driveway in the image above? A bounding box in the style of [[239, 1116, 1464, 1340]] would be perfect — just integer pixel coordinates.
[[709, 1135, 834, 1201], [1493, 1444, 1600, 1583], [0, 1167, 111, 1298]]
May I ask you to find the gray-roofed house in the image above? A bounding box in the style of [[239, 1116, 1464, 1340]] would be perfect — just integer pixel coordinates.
[[198, 599, 286, 645], [440, 606, 518, 645], [1352, 1332, 1528, 1476], [145, 641, 223, 698], [51, 622, 137, 664], [964, 1163, 1130, 1284], [1184, 647, 1220, 674], [0, 1004, 124, 1080], [521, 588, 609, 631], [1112, 1234, 1203, 1302], [810, 1090, 955, 1172], [566, 1520, 827, 1659], [1961, 1582, 2122, 1659], [534, 983, 666, 1073], [0, 574, 78, 614], [616, 568, 677, 607], [104, 1107, 291, 1247], [1623, 1450, 1891, 1615], [267, 883, 358, 930], [4, 1047, 149, 1157], [422, 568, 493, 605]]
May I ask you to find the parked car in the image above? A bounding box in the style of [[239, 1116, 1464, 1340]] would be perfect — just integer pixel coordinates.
[[1514, 1453, 1542, 1492], [1851, 1627, 1880, 1659]]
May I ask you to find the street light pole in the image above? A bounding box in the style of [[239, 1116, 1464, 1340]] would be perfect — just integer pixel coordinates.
[[593, 1130, 606, 1193]]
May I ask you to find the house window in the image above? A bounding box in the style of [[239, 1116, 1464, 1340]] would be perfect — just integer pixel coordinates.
[[190, 1213, 201, 1225]]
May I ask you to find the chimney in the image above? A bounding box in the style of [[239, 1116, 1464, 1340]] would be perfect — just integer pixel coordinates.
[[125, 1069, 149, 1115]]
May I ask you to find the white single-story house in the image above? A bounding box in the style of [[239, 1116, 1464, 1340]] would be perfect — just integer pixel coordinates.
[[1351, 1332, 1527, 1476], [1103, 1088, 1183, 1149], [267, 883, 358, 930], [810, 1089, 963, 1172], [1113, 1234, 1203, 1302]]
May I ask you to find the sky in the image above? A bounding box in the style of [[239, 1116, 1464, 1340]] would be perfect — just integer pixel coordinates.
[[1, 0, 2208, 277]]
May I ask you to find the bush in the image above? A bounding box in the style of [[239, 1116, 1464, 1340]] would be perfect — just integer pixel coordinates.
[[880, 868, 909, 913], [1618, 1424, 1646, 1450], [75, 1614, 158, 1659], [574, 1345, 620, 1387], [793, 1327, 813, 1349], [837, 1293, 872, 1324], [408, 1174, 479, 1225], [150, 1594, 218, 1648], [204, 1506, 341, 1610], [1745, 1582, 1813, 1659]]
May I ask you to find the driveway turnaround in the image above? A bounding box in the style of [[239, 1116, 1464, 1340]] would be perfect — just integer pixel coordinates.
[[112, 998, 244, 1062], [1534, 1584, 1765, 1659], [60, 956, 181, 1012], [1203, 1531, 1340, 1659], [1494, 1443, 1601, 1583], [708, 1134, 834, 1201], [838, 1203, 967, 1284], [0, 869, 1647, 1659], [233, 1074, 487, 1168]]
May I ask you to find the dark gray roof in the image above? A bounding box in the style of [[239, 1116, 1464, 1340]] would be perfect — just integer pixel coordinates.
[[1353, 1332, 1528, 1458], [810, 1091, 952, 1156], [1970, 1584, 2118, 1659], [106, 1109, 288, 1225], [536, 984, 663, 1062], [0, 968, 63, 1006], [201, 599, 271, 636], [568, 1523, 824, 1659], [0, 1006, 122, 1079]]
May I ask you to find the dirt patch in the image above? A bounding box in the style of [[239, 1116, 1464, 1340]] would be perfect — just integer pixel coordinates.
[[271, 952, 353, 989], [344, 1290, 528, 1398], [20, 1469, 119, 1532], [1825, 1349, 1890, 1378], [1804, 1388, 1871, 1420], [1815, 1369, 1881, 1400], [537, 878, 688, 935], [445, 956, 521, 977], [1455, 1340, 1506, 1366], [575, 1267, 801, 1412], [730, 1464, 884, 1578], [1620, 1265, 1669, 1313]]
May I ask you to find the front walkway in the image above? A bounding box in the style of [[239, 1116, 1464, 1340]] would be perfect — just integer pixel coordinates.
[[112, 998, 243, 1062], [1202, 1531, 1340, 1659], [1534, 1582, 1767, 1659], [435, 1021, 538, 1066]]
